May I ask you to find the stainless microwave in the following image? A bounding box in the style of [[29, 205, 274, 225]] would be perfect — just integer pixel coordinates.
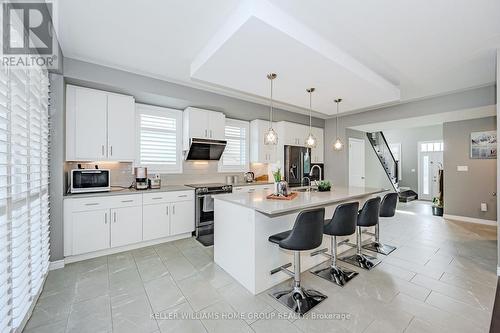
[[70, 169, 111, 193]]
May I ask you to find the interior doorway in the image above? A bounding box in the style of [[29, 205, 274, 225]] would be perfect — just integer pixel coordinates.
[[349, 138, 365, 187], [418, 141, 443, 201]]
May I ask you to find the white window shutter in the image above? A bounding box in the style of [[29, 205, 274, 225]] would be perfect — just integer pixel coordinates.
[[220, 119, 249, 172]]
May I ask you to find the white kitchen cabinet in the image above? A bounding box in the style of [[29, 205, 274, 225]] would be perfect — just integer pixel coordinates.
[[143, 203, 170, 241], [277, 121, 309, 146], [110, 206, 142, 247], [107, 93, 135, 161], [311, 127, 324, 163], [170, 200, 195, 235], [232, 184, 273, 193], [183, 107, 226, 150], [250, 119, 277, 163], [66, 85, 135, 161], [72, 209, 110, 255]]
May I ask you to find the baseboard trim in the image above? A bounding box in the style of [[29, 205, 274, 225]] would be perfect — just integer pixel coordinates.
[[497, 266, 500, 276], [49, 259, 65, 271], [443, 214, 497, 226], [64, 232, 192, 264]]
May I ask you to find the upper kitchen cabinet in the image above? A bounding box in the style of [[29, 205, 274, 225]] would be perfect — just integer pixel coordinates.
[[250, 119, 277, 163], [311, 127, 324, 163], [276, 121, 309, 146], [183, 107, 225, 150], [65, 85, 135, 161]]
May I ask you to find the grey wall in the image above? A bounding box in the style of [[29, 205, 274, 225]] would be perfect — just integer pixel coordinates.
[[49, 73, 65, 261], [443, 117, 497, 221], [497, 49, 499, 270], [383, 125, 443, 191], [324, 85, 496, 186], [63, 58, 325, 128]]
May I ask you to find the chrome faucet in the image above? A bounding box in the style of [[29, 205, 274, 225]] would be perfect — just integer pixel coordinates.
[[309, 165, 322, 186], [301, 176, 311, 191]]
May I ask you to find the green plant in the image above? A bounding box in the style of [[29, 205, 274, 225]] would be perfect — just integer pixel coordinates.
[[432, 196, 443, 208], [317, 180, 331, 192], [272, 168, 281, 182]]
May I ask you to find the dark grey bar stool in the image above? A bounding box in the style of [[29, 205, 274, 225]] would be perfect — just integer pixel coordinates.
[[363, 192, 398, 255], [340, 197, 381, 270], [268, 208, 327, 315], [310, 202, 359, 286]]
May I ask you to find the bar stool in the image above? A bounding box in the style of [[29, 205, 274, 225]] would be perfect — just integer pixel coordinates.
[[363, 192, 398, 255], [340, 197, 381, 270], [268, 208, 327, 315], [310, 202, 359, 287]]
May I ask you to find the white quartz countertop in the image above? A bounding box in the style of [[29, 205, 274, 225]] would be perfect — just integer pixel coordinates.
[[231, 181, 273, 187], [214, 186, 389, 215], [64, 185, 193, 199]]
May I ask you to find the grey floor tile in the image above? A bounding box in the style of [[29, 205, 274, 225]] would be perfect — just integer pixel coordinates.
[[67, 295, 112, 333], [251, 313, 303, 333], [154, 243, 182, 261], [176, 273, 222, 312], [162, 256, 197, 281], [156, 302, 207, 333], [198, 263, 234, 290], [108, 252, 136, 275], [23, 319, 68, 333], [144, 275, 185, 313], [198, 301, 253, 333], [136, 256, 170, 282], [111, 290, 159, 333]]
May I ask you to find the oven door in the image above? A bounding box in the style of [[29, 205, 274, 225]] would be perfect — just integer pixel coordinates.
[[71, 170, 110, 193]]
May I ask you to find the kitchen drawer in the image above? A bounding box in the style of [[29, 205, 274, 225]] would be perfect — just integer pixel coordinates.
[[69, 196, 111, 212], [107, 194, 142, 208], [143, 190, 194, 205]]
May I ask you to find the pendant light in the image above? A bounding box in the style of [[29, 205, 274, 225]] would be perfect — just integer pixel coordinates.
[[304, 87, 317, 148], [333, 98, 343, 151], [264, 73, 278, 145]]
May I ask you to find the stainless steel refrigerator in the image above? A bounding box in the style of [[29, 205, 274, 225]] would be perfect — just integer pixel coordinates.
[[284, 145, 312, 187]]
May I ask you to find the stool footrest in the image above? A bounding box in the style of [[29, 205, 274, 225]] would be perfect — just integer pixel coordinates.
[[310, 248, 329, 257], [338, 239, 356, 248], [362, 231, 376, 237], [270, 262, 294, 277]]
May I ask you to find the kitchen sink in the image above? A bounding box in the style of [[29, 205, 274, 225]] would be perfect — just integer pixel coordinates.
[[294, 187, 319, 192]]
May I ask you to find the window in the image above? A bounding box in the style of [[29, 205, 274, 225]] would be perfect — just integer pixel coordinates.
[[136, 104, 182, 173], [219, 119, 249, 172], [420, 141, 443, 152], [0, 66, 50, 333]]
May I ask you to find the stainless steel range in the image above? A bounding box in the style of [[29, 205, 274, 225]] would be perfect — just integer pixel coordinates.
[[184, 183, 232, 246]]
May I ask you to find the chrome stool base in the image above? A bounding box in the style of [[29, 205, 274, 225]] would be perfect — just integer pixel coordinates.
[[340, 253, 381, 270], [311, 265, 358, 287], [270, 286, 327, 316], [362, 242, 397, 255]]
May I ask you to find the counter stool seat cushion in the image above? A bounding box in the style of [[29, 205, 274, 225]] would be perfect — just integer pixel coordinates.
[[269, 231, 292, 245]]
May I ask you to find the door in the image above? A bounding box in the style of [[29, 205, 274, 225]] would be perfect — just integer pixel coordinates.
[[418, 145, 443, 201], [143, 203, 170, 241], [187, 108, 209, 138], [107, 94, 135, 160], [208, 111, 225, 140], [110, 206, 142, 247], [349, 138, 365, 187], [74, 87, 107, 160], [170, 200, 195, 235], [72, 209, 110, 255]]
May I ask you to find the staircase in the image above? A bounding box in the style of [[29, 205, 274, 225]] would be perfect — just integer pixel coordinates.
[[366, 132, 400, 193]]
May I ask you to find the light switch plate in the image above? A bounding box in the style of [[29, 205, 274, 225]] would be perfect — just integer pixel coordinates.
[[481, 203, 488, 212], [457, 166, 468, 172]]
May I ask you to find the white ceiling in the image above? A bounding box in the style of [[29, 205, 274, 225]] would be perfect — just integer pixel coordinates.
[[57, 0, 500, 117]]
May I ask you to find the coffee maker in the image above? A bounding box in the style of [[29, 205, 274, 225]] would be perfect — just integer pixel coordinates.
[[134, 167, 148, 190]]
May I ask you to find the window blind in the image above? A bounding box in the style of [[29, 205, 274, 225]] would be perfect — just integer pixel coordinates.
[[220, 119, 249, 172], [136, 104, 182, 173], [0, 64, 50, 332]]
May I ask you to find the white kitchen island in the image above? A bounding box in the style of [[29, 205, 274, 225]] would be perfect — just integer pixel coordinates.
[[213, 186, 388, 295]]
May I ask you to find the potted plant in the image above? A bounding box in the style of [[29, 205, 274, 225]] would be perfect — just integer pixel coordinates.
[[432, 168, 444, 216], [317, 180, 331, 192], [272, 167, 282, 195]]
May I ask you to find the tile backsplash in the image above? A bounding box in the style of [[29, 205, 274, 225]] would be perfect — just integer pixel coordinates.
[[64, 160, 272, 190]]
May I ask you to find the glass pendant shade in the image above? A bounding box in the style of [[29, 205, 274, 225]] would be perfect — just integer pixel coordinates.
[[264, 73, 278, 145], [333, 137, 343, 150], [305, 132, 317, 148], [264, 127, 278, 145], [305, 87, 316, 148]]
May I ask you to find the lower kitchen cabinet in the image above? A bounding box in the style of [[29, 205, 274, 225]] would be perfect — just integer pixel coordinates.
[[143, 203, 170, 241], [110, 206, 142, 247], [170, 200, 195, 235], [72, 209, 110, 255]]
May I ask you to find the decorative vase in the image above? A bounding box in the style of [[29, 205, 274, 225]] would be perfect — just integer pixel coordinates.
[[432, 206, 443, 216]]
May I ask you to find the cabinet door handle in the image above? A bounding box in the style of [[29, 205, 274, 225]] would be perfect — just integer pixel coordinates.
[[121, 199, 133, 203], [101, 145, 105, 156], [205, 129, 208, 137], [110, 145, 113, 156], [166, 206, 169, 215], [104, 212, 107, 224], [173, 204, 175, 215], [248, 189, 255, 192], [210, 129, 213, 138], [113, 212, 117, 223], [151, 197, 163, 200], [177, 194, 187, 198], [85, 203, 99, 206]]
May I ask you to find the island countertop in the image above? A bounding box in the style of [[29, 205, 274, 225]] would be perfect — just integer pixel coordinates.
[[214, 186, 389, 215]]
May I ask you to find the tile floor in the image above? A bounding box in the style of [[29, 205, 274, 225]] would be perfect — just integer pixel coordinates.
[[24, 201, 497, 333]]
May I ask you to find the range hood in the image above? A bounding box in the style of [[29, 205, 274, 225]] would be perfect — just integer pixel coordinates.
[[185, 138, 227, 160]]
